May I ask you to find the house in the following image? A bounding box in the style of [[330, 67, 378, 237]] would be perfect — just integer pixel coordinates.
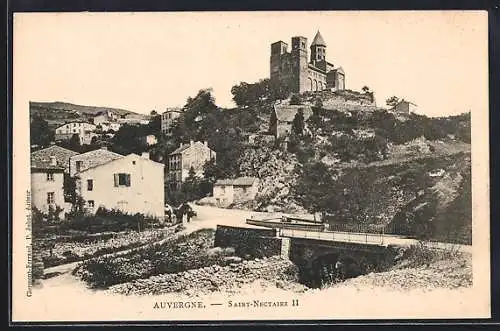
[[30, 153, 66, 218], [269, 104, 313, 139], [75, 152, 165, 218], [30, 145, 79, 174], [168, 140, 216, 188], [213, 177, 259, 207], [96, 122, 122, 133], [391, 100, 418, 114], [93, 111, 118, 126], [55, 121, 97, 145], [117, 113, 150, 126], [69, 147, 124, 177], [138, 134, 158, 146], [161, 108, 183, 136]]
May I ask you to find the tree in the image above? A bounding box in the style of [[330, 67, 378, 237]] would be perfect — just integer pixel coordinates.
[[294, 162, 340, 214], [386, 96, 400, 107], [150, 110, 158, 116], [69, 134, 81, 151], [289, 94, 302, 105], [30, 114, 54, 147], [291, 108, 305, 136], [361, 86, 370, 93]]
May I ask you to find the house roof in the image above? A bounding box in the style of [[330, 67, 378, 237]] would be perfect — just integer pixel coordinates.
[[274, 104, 313, 123], [169, 141, 213, 155], [399, 100, 418, 107], [311, 31, 326, 47], [70, 148, 124, 173], [31, 145, 79, 170], [78, 153, 163, 173], [215, 176, 258, 186], [169, 144, 191, 155]]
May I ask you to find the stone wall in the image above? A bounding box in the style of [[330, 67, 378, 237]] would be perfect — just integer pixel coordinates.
[[214, 225, 281, 258]]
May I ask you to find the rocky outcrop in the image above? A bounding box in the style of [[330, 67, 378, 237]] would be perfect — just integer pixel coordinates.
[[238, 147, 306, 213]]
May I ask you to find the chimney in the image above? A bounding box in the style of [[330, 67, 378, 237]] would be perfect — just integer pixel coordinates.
[[190, 140, 194, 146], [49, 156, 57, 166], [101, 146, 108, 150], [141, 152, 150, 160], [179, 142, 183, 148], [203, 141, 208, 147]]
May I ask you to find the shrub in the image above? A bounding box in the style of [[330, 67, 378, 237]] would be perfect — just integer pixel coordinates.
[[74, 229, 232, 288]]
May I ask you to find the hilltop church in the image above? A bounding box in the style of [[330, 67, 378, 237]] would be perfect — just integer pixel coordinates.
[[270, 31, 346, 94]]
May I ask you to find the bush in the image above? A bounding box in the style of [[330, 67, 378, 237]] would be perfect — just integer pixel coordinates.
[[73, 229, 232, 288]]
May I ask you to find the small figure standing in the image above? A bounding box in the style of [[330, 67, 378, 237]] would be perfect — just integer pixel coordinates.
[[334, 260, 345, 281]]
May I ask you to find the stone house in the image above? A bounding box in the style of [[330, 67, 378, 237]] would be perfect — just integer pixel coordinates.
[[168, 140, 216, 188], [392, 100, 417, 114], [161, 108, 183, 136], [75, 152, 165, 218], [269, 104, 313, 139], [213, 177, 259, 207], [69, 147, 123, 177], [30, 154, 66, 218]]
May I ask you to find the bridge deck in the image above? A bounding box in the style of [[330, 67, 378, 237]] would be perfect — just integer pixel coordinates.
[[279, 229, 472, 253]]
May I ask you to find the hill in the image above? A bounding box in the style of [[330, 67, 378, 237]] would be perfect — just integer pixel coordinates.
[[179, 83, 472, 244], [30, 101, 148, 128]]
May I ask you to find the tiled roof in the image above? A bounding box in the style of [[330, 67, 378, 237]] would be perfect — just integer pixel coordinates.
[[78, 153, 163, 173], [169, 144, 192, 155], [71, 148, 123, 173], [169, 141, 213, 155], [31, 145, 79, 170], [215, 177, 258, 186], [274, 104, 313, 123], [311, 31, 326, 46]]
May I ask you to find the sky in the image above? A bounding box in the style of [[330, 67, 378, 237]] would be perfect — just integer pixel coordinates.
[[14, 11, 488, 117]]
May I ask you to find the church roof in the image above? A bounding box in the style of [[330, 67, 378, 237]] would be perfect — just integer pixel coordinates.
[[311, 31, 326, 47]]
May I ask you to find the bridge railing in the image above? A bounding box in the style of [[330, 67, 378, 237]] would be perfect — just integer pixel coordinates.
[[279, 228, 386, 245]]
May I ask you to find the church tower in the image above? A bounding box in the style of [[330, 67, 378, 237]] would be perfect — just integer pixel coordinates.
[[291, 36, 309, 93], [310, 31, 326, 65]]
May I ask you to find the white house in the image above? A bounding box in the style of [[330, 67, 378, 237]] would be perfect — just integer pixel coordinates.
[[168, 140, 216, 188], [213, 177, 259, 207], [93, 111, 118, 126], [55, 121, 97, 145], [138, 134, 158, 146], [31, 155, 66, 218], [75, 153, 165, 218]]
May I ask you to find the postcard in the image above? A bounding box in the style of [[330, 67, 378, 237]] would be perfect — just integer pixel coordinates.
[[11, 10, 490, 322]]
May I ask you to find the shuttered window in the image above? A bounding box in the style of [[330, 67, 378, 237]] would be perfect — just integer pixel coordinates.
[[114, 173, 131, 187]]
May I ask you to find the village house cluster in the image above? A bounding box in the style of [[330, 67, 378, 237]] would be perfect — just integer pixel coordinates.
[[53, 110, 152, 146], [30, 145, 165, 220]]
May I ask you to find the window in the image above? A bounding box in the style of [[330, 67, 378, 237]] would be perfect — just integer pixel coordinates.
[[87, 179, 93, 191], [88, 200, 95, 208], [114, 173, 131, 187], [47, 192, 55, 204], [75, 161, 82, 172], [46, 172, 54, 181]]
